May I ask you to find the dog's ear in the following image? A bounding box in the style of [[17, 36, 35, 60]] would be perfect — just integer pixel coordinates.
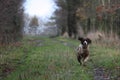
[[78, 37, 84, 42], [86, 38, 92, 44]]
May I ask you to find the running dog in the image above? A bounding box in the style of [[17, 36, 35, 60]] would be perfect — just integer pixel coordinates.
[[76, 37, 92, 65]]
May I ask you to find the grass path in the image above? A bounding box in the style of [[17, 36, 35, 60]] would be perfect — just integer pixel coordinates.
[[0, 37, 120, 80]]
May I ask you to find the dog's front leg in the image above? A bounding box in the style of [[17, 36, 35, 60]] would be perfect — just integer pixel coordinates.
[[77, 55, 82, 65]]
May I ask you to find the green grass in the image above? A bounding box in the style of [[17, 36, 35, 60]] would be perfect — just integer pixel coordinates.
[[0, 36, 120, 80]]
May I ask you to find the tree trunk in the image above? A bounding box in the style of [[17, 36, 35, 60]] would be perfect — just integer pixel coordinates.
[[67, 0, 78, 38]]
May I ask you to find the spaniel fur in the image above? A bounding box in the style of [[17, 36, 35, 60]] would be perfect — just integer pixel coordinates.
[[76, 37, 92, 65]]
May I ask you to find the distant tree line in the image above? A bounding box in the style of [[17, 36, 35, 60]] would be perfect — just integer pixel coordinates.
[[0, 0, 25, 45], [54, 0, 120, 38], [24, 14, 41, 35]]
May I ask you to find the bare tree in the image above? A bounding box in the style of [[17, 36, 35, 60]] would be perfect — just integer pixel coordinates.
[[54, 0, 82, 38], [28, 16, 39, 35]]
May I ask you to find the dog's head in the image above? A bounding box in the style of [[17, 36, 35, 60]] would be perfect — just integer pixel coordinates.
[[78, 37, 91, 49]]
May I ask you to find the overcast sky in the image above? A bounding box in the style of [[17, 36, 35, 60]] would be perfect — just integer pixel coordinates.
[[24, 0, 56, 19]]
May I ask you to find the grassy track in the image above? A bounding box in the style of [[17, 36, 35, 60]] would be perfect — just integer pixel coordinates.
[[0, 36, 120, 80]]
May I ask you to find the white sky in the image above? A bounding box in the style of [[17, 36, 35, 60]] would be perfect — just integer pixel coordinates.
[[24, 0, 56, 18]]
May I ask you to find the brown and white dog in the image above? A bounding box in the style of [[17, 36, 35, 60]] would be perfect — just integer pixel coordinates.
[[76, 37, 92, 65]]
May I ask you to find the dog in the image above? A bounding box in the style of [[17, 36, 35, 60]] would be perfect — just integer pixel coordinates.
[[76, 37, 92, 65]]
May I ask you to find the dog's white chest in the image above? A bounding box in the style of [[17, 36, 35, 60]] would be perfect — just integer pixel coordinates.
[[77, 44, 83, 53]]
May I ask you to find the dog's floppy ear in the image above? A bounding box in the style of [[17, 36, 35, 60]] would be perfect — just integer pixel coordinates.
[[86, 38, 92, 44], [78, 37, 84, 42]]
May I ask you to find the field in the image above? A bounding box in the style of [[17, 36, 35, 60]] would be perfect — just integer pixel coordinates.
[[0, 36, 120, 80]]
